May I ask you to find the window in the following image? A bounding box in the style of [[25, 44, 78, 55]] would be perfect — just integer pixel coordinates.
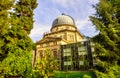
[[39, 50, 43, 58], [56, 19, 58, 24], [52, 49, 57, 58], [63, 48, 71, 52], [79, 61, 84, 65], [63, 52, 71, 56], [54, 42, 57, 45], [78, 46, 87, 56], [78, 47, 86, 51], [78, 52, 87, 55], [63, 48, 71, 56], [53, 51, 57, 58], [64, 61, 72, 65]]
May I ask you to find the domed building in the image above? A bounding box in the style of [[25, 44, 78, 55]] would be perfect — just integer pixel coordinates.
[[35, 14, 96, 71], [36, 13, 84, 60]]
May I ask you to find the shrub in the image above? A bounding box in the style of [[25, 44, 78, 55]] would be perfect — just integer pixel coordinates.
[[83, 74, 91, 78]]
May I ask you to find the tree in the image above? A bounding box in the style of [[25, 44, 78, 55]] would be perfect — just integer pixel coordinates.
[[0, 0, 15, 61], [0, 0, 37, 77], [0, 0, 15, 77], [90, 0, 120, 77], [34, 49, 59, 78]]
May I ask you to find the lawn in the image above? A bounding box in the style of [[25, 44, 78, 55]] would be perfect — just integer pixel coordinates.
[[53, 71, 95, 78]]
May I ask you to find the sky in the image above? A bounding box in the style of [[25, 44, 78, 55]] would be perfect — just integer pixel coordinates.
[[29, 0, 99, 42]]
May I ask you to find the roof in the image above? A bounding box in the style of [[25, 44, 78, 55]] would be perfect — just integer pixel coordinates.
[[52, 13, 75, 27], [36, 37, 62, 44]]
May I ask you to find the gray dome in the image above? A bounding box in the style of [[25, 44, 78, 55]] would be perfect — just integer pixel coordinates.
[[52, 13, 75, 27]]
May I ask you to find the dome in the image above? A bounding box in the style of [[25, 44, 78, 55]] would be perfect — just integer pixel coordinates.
[[52, 13, 75, 27]]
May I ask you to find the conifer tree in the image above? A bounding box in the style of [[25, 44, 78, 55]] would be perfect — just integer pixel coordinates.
[[90, 0, 120, 77], [0, 0, 37, 77], [0, 0, 15, 61], [0, 0, 15, 77]]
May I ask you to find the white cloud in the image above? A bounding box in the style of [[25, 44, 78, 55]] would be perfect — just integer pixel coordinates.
[[51, 0, 98, 9], [29, 23, 50, 42], [30, 0, 99, 42], [76, 19, 89, 30], [76, 18, 98, 37], [51, 0, 70, 8], [50, 0, 98, 20], [51, 0, 82, 8], [89, 0, 99, 4]]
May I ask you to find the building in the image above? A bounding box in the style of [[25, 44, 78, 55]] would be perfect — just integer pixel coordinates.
[[36, 13, 93, 70], [36, 13, 84, 59], [61, 41, 93, 71]]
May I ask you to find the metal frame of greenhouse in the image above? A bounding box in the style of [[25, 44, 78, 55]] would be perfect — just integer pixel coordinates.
[[60, 40, 94, 71]]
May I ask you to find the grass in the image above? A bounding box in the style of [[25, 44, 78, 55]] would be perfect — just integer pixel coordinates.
[[54, 71, 95, 78]]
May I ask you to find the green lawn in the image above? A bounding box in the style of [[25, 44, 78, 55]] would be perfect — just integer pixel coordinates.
[[53, 71, 95, 78]]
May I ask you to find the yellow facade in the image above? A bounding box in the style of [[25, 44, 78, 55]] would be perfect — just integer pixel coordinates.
[[36, 13, 84, 60]]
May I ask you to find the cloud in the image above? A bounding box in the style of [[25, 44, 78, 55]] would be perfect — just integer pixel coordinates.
[[29, 23, 50, 42], [51, 0, 99, 7], [30, 0, 99, 42], [50, 0, 98, 20], [51, 0, 78, 8], [76, 18, 99, 37], [76, 19, 89, 30], [33, 2, 61, 25]]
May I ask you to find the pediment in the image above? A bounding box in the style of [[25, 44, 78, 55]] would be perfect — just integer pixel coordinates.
[[36, 37, 62, 44]]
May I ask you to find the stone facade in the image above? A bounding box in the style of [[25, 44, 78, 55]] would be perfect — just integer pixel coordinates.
[[36, 13, 84, 62]]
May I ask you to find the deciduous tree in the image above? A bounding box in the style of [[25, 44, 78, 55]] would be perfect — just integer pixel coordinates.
[[34, 49, 58, 78]]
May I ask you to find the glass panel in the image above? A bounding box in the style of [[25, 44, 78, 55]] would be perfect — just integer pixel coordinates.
[[78, 47, 86, 51], [78, 52, 87, 55], [63, 52, 71, 56], [63, 48, 71, 53], [64, 61, 72, 65], [91, 47, 95, 52], [79, 61, 84, 65]]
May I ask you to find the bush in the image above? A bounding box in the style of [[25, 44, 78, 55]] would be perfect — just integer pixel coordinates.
[[83, 74, 91, 78]]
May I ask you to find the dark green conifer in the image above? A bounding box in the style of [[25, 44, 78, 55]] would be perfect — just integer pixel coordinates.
[[0, 0, 37, 77], [90, 0, 120, 77]]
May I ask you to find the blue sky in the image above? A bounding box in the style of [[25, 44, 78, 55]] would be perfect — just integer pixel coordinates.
[[29, 0, 99, 42]]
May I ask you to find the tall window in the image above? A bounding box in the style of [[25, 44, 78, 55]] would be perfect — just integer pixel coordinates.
[[52, 49, 57, 59], [39, 50, 43, 58]]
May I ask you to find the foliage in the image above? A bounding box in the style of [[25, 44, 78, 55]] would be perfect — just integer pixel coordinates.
[[83, 74, 91, 78], [31, 69, 42, 78], [0, 0, 15, 61], [0, 0, 15, 77], [95, 64, 120, 78], [34, 49, 59, 78], [0, 0, 37, 77], [90, 0, 120, 77]]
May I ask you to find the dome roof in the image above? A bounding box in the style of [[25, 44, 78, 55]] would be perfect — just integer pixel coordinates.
[[52, 13, 75, 27]]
